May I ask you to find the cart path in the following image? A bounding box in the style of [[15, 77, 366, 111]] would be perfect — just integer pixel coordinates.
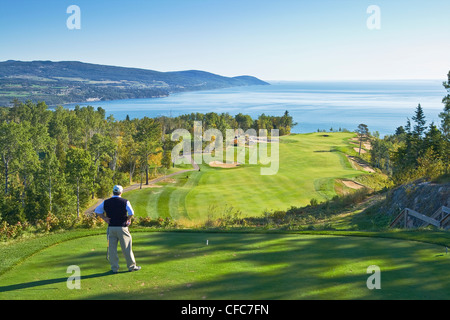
[[84, 156, 199, 215]]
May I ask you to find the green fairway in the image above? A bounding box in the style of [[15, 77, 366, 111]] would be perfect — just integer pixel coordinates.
[[0, 231, 448, 300], [125, 132, 363, 222]]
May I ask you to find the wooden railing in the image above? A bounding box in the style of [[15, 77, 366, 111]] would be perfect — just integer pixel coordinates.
[[390, 206, 450, 230], [441, 211, 450, 229]]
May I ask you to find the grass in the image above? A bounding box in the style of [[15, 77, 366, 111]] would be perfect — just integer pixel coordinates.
[[2, 132, 447, 300], [125, 132, 365, 222], [0, 230, 448, 300], [0, 229, 105, 277]]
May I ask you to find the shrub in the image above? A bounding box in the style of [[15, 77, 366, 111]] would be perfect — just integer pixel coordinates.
[[271, 210, 286, 222], [34, 212, 80, 232], [79, 213, 104, 228], [310, 198, 319, 207], [45, 212, 60, 232], [0, 220, 30, 241], [136, 216, 153, 227], [136, 216, 174, 228], [338, 188, 369, 206]]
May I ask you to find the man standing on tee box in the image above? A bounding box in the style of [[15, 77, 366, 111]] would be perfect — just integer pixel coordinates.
[[95, 185, 141, 273]]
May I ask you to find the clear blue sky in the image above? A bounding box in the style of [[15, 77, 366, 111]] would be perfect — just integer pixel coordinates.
[[1, 0, 449, 81]]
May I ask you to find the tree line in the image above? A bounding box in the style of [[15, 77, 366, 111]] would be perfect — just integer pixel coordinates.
[[368, 72, 449, 184], [0, 102, 295, 227], [157, 110, 296, 137]]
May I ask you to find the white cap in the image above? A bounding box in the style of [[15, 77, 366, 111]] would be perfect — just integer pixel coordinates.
[[113, 185, 123, 194]]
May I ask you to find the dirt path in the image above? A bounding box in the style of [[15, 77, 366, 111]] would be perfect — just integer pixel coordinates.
[[84, 156, 199, 215]]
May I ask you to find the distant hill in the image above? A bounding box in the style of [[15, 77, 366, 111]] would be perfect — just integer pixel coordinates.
[[0, 60, 269, 106]]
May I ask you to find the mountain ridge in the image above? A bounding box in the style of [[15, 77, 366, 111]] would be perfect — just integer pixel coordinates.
[[0, 60, 269, 106]]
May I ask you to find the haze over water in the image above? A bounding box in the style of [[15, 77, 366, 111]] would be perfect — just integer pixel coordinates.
[[63, 80, 446, 137]]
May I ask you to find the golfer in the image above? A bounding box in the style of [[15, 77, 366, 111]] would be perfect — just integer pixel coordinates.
[[95, 185, 141, 273]]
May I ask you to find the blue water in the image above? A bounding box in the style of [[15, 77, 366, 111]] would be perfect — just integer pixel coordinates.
[[62, 80, 447, 136]]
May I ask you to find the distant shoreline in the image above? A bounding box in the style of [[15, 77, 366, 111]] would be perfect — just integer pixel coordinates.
[[0, 60, 269, 107], [53, 79, 445, 137]]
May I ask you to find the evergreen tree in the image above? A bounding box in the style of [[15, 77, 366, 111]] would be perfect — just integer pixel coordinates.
[[395, 126, 405, 136], [423, 122, 444, 158], [439, 71, 450, 172], [412, 104, 426, 138]]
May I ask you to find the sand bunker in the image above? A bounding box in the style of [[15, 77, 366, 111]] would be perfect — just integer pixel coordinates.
[[209, 161, 240, 168], [350, 137, 372, 152], [354, 147, 367, 154], [341, 179, 365, 190]]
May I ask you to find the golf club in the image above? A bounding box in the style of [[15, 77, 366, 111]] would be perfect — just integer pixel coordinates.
[[106, 227, 110, 261]]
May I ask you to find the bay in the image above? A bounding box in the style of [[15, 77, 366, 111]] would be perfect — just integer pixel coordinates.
[[62, 80, 447, 137]]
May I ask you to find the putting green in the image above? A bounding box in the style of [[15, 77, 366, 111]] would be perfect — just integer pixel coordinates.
[[125, 132, 363, 221], [0, 232, 448, 300]]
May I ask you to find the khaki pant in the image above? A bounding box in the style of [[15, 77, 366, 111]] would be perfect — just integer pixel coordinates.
[[107, 226, 136, 272]]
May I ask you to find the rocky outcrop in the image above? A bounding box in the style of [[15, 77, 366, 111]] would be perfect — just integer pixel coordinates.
[[381, 180, 450, 217]]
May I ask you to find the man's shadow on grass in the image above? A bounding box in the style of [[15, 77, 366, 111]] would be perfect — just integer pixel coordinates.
[[0, 270, 115, 293]]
